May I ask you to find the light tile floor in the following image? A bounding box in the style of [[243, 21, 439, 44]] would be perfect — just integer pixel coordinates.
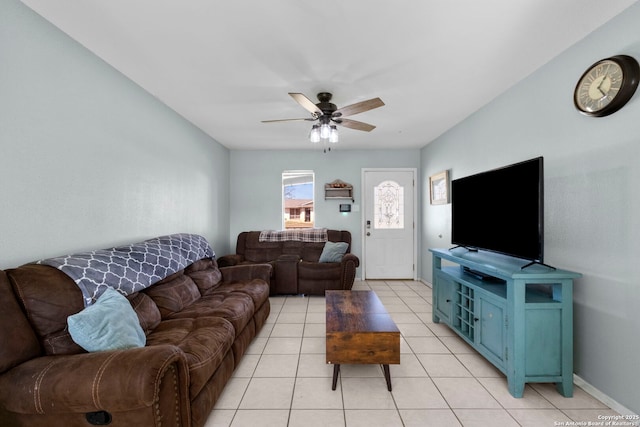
[[205, 280, 621, 427]]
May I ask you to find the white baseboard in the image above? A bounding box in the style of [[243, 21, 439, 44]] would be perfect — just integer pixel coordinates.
[[573, 374, 638, 416]]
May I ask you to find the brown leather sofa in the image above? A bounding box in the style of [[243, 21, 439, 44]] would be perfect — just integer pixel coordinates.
[[217, 230, 359, 295], [0, 239, 270, 427]]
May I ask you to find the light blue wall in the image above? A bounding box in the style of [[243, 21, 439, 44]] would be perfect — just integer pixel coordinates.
[[230, 149, 421, 275], [0, 0, 231, 267], [421, 2, 640, 414]]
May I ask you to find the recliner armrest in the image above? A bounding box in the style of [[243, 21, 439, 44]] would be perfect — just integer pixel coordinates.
[[217, 254, 244, 267], [342, 253, 360, 267], [0, 345, 189, 416], [219, 263, 272, 284], [340, 253, 360, 290]]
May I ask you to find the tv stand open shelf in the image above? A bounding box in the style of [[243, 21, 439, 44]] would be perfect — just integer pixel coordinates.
[[430, 248, 581, 398]]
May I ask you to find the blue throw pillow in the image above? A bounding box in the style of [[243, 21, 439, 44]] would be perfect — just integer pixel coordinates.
[[68, 287, 146, 352], [319, 241, 349, 263]]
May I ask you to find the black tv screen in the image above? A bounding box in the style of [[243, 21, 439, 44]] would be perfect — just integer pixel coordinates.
[[451, 157, 544, 262]]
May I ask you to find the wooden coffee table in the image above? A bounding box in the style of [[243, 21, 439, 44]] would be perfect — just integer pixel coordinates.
[[325, 290, 400, 391]]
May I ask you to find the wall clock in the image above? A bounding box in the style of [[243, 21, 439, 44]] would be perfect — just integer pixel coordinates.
[[573, 55, 640, 117]]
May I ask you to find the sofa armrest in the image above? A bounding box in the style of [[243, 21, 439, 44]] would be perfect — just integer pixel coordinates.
[[217, 254, 244, 267], [0, 345, 189, 418], [342, 253, 359, 267], [220, 263, 272, 284], [340, 253, 360, 290]]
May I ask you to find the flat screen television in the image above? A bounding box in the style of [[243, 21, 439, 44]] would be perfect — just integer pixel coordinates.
[[451, 156, 544, 263]]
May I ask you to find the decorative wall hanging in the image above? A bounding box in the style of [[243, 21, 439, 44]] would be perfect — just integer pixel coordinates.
[[429, 170, 449, 205]]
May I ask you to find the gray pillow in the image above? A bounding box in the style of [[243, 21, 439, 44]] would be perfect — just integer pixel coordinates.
[[319, 241, 349, 263]]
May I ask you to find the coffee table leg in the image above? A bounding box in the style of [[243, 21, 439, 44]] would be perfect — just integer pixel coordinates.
[[332, 364, 340, 390], [383, 365, 392, 391]]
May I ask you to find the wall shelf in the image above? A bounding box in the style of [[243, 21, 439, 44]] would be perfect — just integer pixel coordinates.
[[325, 179, 353, 201]]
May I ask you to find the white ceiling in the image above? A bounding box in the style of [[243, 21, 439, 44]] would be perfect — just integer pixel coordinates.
[[21, 0, 638, 151]]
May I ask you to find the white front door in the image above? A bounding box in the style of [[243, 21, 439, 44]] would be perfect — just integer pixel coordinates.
[[363, 169, 416, 279]]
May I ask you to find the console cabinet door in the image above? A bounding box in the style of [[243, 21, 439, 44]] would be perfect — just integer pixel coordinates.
[[434, 271, 454, 323], [476, 295, 506, 370]]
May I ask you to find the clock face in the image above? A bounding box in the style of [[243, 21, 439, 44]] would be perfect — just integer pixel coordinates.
[[574, 60, 623, 113], [574, 55, 640, 117]]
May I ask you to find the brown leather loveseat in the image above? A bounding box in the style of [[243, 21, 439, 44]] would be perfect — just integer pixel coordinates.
[[217, 229, 359, 295], [0, 234, 270, 427]]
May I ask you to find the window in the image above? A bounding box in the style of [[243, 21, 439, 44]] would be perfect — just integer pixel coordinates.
[[283, 171, 314, 229]]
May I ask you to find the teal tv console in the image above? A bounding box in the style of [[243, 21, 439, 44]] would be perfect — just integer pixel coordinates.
[[430, 248, 581, 398]]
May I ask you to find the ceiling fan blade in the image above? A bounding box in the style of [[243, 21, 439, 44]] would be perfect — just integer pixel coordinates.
[[333, 97, 384, 117], [261, 118, 316, 123], [334, 118, 376, 132], [289, 93, 323, 117]]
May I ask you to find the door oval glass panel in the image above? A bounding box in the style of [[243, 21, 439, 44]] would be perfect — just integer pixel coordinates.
[[374, 180, 404, 229]]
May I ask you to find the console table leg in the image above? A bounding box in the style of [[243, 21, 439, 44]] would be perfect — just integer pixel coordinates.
[[331, 364, 340, 390], [556, 379, 573, 397], [508, 377, 525, 398], [383, 364, 392, 391]]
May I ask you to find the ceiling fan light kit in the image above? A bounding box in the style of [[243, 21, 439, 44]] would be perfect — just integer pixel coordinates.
[[329, 125, 339, 143], [309, 125, 320, 143], [263, 92, 384, 147]]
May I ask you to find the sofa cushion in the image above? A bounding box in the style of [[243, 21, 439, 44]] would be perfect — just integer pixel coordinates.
[[185, 258, 223, 293], [68, 288, 146, 352], [146, 316, 235, 398], [40, 329, 85, 355], [282, 240, 304, 254], [0, 270, 42, 373], [168, 290, 255, 338], [127, 292, 162, 333], [242, 232, 283, 262], [319, 241, 349, 263], [300, 242, 325, 262], [298, 260, 342, 280], [7, 264, 86, 355], [209, 280, 270, 309], [298, 261, 344, 295], [144, 271, 202, 318]]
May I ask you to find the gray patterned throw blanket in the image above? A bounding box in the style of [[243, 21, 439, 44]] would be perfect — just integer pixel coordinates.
[[259, 228, 328, 242], [38, 233, 215, 306]]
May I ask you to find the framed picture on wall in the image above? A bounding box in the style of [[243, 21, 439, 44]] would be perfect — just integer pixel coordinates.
[[429, 170, 449, 205]]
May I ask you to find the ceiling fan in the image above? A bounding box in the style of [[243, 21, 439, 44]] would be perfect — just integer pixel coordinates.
[[262, 92, 385, 141]]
